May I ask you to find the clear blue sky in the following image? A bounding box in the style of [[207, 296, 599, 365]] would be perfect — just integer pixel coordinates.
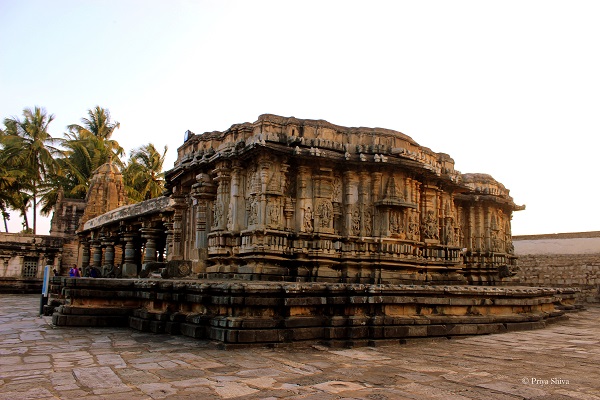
[[1, 0, 599, 235]]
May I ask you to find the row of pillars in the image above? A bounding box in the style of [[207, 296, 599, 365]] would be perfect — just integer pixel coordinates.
[[79, 227, 164, 278]]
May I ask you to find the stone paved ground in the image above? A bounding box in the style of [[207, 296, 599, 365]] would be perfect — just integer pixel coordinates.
[[0, 294, 598, 400]]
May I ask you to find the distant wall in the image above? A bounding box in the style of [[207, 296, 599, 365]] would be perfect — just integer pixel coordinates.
[[514, 232, 600, 303], [0, 232, 64, 293]]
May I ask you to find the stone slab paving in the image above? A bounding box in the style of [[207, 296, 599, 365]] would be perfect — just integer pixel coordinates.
[[0, 294, 598, 400]]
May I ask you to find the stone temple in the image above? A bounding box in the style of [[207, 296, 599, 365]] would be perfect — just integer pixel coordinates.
[[83, 114, 522, 284], [47, 114, 574, 346]]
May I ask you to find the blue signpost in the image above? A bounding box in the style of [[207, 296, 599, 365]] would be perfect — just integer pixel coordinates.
[[40, 265, 50, 315]]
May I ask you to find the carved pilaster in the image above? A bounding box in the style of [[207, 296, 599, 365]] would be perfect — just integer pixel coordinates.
[[170, 195, 187, 261], [229, 165, 242, 232], [191, 172, 217, 252], [343, 171, 358, 236], [359, 171, 371, 237], [298, 165, 313, 233], [212, 163, 231, 231]]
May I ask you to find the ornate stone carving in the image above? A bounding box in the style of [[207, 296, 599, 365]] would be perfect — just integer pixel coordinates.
[[351, 205, 361, 236], [315, 199, 333, 228], [421, 210, 439, 240], [266, 198, 281, 227], [407, 212, 420, 240], [248, 197, 258, 226], [226, 202, 234, 231], [212, 201, 223, 228], [364, 206, 373, 236], [332, 177, 342, 203], [303, 207, 314, 233], [390, 210, 404, 236]]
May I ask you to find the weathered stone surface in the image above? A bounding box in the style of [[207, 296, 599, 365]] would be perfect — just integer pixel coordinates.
[[50, 278, 574, 346], [514, 232, 600, 303], [4, 294, 598, 400]]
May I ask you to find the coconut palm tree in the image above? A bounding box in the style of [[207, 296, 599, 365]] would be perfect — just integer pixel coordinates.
[[0, 163, 26, 232], [122, 143, 168, 202], [1, 107, 61, 234], [66, 106, 124, 166], [42, 106, 126, 211]]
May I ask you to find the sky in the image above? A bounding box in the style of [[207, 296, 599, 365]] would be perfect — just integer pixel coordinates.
[[1, 0, 599, 236]]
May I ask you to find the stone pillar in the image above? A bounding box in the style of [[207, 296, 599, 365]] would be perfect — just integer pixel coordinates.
[[142, 229, 160, 263], [101, 237, 115, 277], [80, 238, 90, 269], [191, 173, 217, 274], [90, 239, 102, 275], [121, 232, 138, 278], [140, 227, 162, 277], [212, 163, 231, 231], [170, 196, 187, 261]]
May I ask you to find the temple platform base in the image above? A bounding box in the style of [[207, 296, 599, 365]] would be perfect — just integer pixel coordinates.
[[49, 277, 577, 347]]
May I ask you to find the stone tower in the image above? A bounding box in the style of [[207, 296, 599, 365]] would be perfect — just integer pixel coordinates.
[[78, 162, 128, 231]]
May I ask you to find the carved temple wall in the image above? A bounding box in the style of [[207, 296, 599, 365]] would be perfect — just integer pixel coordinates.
[[162, 114, 523, 285]]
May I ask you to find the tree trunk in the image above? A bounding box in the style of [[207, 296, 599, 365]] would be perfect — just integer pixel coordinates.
[[33, 192, 37, 235], [22, 209, 29, 231]]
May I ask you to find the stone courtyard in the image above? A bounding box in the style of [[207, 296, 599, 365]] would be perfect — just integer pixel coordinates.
[[1, 294, 598, 399]]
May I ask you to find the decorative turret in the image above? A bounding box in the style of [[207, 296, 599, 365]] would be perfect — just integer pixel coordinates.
[[78, 162, 128, 231]]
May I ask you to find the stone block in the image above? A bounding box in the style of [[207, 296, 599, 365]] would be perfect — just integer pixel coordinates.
[[505, 321, 545, 332], [284, 297, 326, 306], [284, 316, 324, 328], [129, 316, 150, 331], [289, 327, 324, 341], [180, 323, 206, 339], [369, 326, 384, 339], [165, 321, 181, 335], [451, 322, 481, 335], [149, 320, 166, 333], [347, 326, 368, 339], [426, 324, 448, 336], [476, 323, 507, 335], [243, 297, 280, 306], [121, 263, 138, 278], [324, 327, 347, 339], [240, 318, 280, 329]]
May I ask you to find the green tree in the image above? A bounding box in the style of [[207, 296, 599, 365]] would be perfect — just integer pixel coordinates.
[[0, 107, 61, 234], [66, 106, 124, 165], [47, 106, 125, 208], [122, 143, 168, 202]]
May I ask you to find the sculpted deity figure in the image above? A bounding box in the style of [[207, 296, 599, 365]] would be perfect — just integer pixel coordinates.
[[248, 198, 258, 225], [304, 207, 313, 233], [226, 202, 233, 231], [316, 200, 333, 228], [213, 202, 223, 227], [351, 209, 361, 235], [421, 210, 439, 240], [267, 200, 280, 226], [364, 208, 373, 236]]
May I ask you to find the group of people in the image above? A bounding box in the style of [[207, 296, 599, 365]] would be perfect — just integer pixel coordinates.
[[68, 264, 99, 278]]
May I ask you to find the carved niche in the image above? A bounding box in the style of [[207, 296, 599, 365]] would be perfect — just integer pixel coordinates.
[[421, 210, 439, 240]]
